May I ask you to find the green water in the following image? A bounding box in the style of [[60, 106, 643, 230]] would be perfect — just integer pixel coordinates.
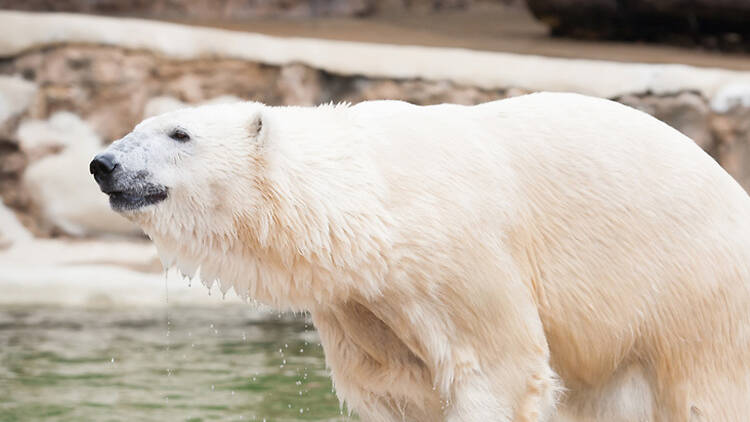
[[0, 305, 352, 422]]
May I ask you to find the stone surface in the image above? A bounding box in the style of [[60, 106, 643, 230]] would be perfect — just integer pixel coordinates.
[[711, 83, 750, 113], [0, 201, 31, 249], [0, 75, 37, 138], [0, 238, 254, 307], [143, 95, 243, 118], [712, 106, 750, 190], [5, 11, 750, 101], [0, 75, 36, 233], [17, 112, 141, 237], [0, 0, 493, 18], [6, 46, 285, 142], [0, 45, 518, 142], [277, 64, 324, 106], [0, 0, 374, 18]]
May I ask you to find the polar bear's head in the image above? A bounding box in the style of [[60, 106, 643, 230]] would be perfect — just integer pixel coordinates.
[[90, 101, 390, 306], [91, 102, 265, 216], [90, 102, 269, 277]]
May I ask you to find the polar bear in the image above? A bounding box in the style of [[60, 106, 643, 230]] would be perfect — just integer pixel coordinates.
[[90, 93, 750, 422]]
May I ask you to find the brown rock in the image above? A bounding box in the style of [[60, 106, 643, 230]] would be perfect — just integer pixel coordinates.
[[0, 0, 376, 18], [277, 64, 323, 106], [711, 106, 750, 191], [347, 78, 507, 105], [9, 46, 284, 142]]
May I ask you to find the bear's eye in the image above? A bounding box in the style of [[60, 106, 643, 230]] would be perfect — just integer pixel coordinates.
[[169, 128, 190, 142]]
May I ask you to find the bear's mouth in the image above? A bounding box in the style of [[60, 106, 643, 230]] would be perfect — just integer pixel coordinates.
[[105, 188, 168, 212]]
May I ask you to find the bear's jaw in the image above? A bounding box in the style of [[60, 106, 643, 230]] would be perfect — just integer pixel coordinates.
[[107, 188, 168, 212]]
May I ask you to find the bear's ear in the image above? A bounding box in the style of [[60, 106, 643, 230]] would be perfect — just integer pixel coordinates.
[[248, 111, 266, 145]]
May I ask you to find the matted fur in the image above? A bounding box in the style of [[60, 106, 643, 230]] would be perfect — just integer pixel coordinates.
[[98, 93, 750, 421]]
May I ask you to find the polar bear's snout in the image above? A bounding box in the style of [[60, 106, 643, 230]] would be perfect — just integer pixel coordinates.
[[90, 142, 168, 213], [90, 153, 117, 182]]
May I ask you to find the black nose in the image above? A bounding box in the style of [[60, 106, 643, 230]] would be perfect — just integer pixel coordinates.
[[89, 153, 117, 179]]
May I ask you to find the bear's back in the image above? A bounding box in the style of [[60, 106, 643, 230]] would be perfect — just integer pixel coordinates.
[[353, 93, 750, 394]]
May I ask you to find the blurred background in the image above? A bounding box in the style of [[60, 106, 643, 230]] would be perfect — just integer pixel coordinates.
[[1, 1, 749, 421]]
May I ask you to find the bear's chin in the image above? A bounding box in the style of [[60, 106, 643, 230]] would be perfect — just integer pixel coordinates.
[[107, 189, 168, 212]]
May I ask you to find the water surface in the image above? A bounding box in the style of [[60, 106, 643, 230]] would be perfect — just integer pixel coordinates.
[[0, 305, 351, 421]]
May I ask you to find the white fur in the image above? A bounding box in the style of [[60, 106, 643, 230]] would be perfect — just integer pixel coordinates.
[[100, 93, 750, 421]]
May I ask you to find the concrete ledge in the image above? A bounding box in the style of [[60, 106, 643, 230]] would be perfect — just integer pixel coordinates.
[[2, 11, 750, 101], [0, 239, 248, 307]]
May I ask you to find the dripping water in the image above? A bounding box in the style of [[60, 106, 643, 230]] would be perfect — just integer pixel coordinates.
[[164, 268, 172, 403]]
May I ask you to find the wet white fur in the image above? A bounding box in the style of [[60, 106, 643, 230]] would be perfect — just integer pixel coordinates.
[[101, 93, 750, 421]]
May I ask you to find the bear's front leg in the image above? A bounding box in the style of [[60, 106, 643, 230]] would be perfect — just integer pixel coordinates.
[[311, 306, 444, 422], [312, 287, 559, 422], [374, 258, 561, 421], [443, 353, 559, 422], [419, 292, 559, 422]]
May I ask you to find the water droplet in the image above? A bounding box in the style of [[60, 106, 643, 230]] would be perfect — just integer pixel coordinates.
[[110, 357, 115, 363], [164, 270, 169, 304], [211, 385, 215, 391], [231, 390, 235, 395]]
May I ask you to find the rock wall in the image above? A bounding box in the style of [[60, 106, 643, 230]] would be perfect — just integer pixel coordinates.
[[0, 0, 375, 18], [0, 13, 749, 239], [0, 0, 516, 19]]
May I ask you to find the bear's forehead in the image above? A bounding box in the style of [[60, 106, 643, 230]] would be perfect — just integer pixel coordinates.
[[136, 110, 194, 132], [136, 102, 259, 133]]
